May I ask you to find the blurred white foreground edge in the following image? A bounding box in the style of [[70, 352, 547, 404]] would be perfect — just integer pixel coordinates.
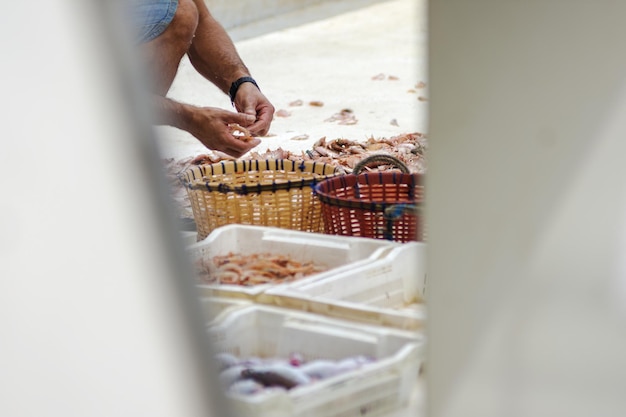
[[428, 1, 626, 416], [0, 1, 228, 416]]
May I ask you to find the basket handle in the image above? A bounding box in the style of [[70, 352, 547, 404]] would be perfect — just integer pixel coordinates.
[[384, 203, 420, 219], [352, 154, 410, 175], [383, 203, 421, 241]]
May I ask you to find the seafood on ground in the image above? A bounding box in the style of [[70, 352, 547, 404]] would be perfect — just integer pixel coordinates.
[[247, 147, 292, 160], [371, 73, 399, 81], [324, 108, 357, 125], [326, 138, 364, 154], [195, 252, 327, 286], [306, 132, 427, 173], [275, 109, 291, 117], [216, 352, 377, 395], [290, 134, 309, 141]]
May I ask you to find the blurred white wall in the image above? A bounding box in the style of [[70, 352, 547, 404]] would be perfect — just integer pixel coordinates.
[[428, 1, 626, 416], [0, 1, 225, 416], [207, 0, 387, 34]]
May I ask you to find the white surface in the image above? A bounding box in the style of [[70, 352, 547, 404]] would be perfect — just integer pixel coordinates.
[[0, 2, 225, 417]]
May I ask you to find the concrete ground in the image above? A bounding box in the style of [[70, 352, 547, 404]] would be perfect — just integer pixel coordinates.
[[155, 0, 428, 162], [164, 1, 427, 415]]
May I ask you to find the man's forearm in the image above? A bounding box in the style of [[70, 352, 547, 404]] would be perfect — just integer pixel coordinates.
[[152, 95, 194, 130], [187, 0, 250, 94]]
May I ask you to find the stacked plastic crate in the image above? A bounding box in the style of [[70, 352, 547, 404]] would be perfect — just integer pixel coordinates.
[[188, 225, 426, 417]]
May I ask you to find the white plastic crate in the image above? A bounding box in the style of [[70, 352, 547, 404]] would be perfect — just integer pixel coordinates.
[[206, 305, 423, 417], [258, 242, 427, 330], [198, 297, 252, 322], [187, 224, 398, 300]]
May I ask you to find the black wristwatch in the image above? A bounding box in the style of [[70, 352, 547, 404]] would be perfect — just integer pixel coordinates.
[[229, 76, 259, 104]]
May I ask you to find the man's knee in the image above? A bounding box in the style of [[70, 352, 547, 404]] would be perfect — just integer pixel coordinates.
[[170, 0, 199, 46]]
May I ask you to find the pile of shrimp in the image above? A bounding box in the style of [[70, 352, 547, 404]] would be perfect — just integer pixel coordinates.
[[195, 252, 327, 286], [302, 132, 427, 173]]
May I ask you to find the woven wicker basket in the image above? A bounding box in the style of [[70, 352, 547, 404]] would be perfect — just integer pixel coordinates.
[[314, 155, 424, 243], [179, 159, 342, 241]]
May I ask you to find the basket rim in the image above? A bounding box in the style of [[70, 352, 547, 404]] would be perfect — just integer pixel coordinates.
[[314, 171, 422, 212], [316, 193, 421, 212], [179, 159, 343, 194]]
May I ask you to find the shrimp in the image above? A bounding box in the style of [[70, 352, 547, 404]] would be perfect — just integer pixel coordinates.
[[195, 252, 327, 286], [228, 123, 255, 142]]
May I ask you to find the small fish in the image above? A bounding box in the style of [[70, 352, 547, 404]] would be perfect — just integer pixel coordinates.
[[227, 379, 265, 395], [241, 364, 310, 389], [241, 369, 299, 389], [336, 355, 376, 373], [214, 352, 239, 372], [299, 360, 341, 379], [219, 365, 247, 389]]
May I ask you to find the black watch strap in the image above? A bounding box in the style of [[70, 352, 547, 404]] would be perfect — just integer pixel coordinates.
[[229, 76, 259, 104]]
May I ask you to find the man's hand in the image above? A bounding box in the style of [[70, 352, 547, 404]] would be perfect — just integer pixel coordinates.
[[232, 82, 275, 136], [155, 96, 261, 158], [183, 106, 262, 157]]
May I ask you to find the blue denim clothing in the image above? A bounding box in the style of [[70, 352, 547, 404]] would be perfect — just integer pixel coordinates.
[[131, 0, 178, 43]]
